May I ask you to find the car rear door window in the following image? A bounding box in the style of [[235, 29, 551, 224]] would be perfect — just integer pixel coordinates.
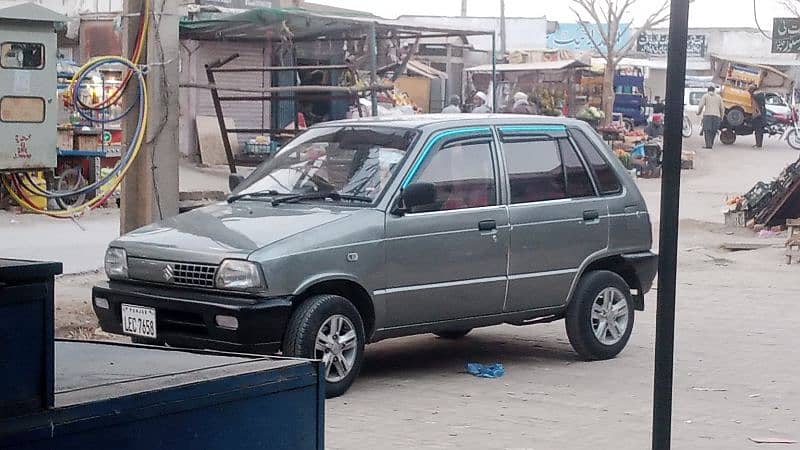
[[559, 139, 596, 198], [501, 138, 566, 203], [571, 129, 622, 195], [411, 139, 497, 212]]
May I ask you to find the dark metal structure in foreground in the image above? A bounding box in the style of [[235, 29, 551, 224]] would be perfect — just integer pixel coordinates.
[[0, 258, 324, 450], [652, 0, 691, 449]]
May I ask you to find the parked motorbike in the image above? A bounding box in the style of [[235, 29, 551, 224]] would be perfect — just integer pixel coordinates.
[[719, 110, 800, 150]]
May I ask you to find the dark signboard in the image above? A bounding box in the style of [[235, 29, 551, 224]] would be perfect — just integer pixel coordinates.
[[636, 33, 706, 57], [773, 18, 800, 53]]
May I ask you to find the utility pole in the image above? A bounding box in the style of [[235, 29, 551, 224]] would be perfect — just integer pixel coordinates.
[[461, 0, 467, 16], [120, 0, 180, 233], [499, 0, 507, 55], [652, 0, 691, 449]]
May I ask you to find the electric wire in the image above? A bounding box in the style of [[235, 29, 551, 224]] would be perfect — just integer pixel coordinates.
[[1, 3, 150, 218]]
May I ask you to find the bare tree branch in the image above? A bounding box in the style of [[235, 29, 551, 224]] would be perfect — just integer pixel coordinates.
[[572, 0, 611, 44], [570, 8, 610, 60], [614, 0, 670, 66], [782, 0, 800, 17]]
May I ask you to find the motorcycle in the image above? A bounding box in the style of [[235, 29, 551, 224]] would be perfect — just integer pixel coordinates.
[[718, 109, 800, 150]]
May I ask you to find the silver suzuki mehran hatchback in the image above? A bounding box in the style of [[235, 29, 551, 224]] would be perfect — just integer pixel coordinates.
[[94, 115, 657, 397]]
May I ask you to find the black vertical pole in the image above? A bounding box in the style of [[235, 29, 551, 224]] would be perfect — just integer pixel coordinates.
[[368, 22, 379, 117], [491, 32, 497, 112], [652, 1, 691, 449]]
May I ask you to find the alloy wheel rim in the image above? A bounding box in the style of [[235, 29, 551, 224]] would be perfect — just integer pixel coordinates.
[[590, 287, 629, 346], [315, 314, 358, 383]]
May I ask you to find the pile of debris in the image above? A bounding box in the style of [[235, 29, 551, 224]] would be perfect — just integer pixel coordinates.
[[726, 158, 800, 227]]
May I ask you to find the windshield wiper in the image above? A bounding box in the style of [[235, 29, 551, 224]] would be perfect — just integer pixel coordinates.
[[227, 189, 285, 203], [270, 192, 373, 206]]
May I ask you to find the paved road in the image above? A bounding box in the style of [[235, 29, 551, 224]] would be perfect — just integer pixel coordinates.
[[325, 224, 800, 449], [0, 210, 119, 274]]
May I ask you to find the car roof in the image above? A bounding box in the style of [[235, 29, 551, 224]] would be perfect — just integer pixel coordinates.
[[314, 113, 588, 132]]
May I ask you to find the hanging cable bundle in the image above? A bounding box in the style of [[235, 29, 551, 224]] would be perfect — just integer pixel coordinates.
[[1, 5, 150, 218]]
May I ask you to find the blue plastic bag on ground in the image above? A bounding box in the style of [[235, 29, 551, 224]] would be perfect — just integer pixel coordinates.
[[465, 362, 505, 378]]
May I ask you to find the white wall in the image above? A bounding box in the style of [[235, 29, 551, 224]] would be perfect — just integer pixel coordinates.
[[13, 0, 122, 15], [394, 16, 549, 52]]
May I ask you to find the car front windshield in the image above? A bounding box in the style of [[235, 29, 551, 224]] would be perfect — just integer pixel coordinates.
[[234, 126, 418, 203]]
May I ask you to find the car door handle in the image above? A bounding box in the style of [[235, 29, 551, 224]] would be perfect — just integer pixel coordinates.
[[478, 220, 497, 231], [583, 210, 600, 222]]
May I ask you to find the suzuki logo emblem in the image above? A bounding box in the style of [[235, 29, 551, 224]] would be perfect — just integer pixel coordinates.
[[162, 264, 174, 282]]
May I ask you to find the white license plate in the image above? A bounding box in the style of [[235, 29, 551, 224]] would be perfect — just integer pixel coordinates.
[[121, 304, 157, 338]]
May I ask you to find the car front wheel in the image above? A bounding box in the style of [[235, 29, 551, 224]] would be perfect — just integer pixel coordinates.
[[282, 294, 365, 398], [565, 271, 635, 360]]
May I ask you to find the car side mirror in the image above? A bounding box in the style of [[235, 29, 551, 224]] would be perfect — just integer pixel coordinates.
[[229, 174, 245, 191], [393, 182, 436, 215]]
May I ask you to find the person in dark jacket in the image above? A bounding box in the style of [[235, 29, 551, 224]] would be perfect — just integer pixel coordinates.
[[750, 85, 767, 148], [651, 96, 665, 114]]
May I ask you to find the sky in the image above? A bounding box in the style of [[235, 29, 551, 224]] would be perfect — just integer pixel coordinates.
[[312, 0, 795, 29]]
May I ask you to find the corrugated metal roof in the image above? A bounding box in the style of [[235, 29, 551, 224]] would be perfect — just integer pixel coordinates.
[[180, 6, 493, 41], [0, 1, 65, 22], [465, 59, 590, 73]]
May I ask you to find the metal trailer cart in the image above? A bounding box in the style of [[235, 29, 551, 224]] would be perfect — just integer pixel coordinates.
[[0, 258, 324, 450]]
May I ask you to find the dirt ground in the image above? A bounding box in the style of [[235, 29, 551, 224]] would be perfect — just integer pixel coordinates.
[[6, 131, 800, 448]]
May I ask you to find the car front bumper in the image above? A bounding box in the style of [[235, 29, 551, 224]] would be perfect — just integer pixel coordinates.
[[92, 281, 292, 354]]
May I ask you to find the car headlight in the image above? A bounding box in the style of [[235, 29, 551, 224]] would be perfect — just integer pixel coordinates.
[[215, 259, 265, 292], [104, 247, 128, 279]]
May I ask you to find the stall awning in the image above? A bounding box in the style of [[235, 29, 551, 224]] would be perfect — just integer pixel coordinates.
[[465, 59, 590, 73], [180, 6, 493, 42]]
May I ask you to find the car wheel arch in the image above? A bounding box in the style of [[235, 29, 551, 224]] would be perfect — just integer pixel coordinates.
[[567, 254, 643, 309], [292, 277, 376, 340]]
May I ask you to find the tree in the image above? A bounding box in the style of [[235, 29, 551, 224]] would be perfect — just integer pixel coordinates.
[[781, 0, 800, 17], [570, 0, 670, 122]]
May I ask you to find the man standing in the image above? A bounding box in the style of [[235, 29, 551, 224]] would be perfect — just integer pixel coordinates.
[[696, 86, 725, 149], [750, 85, 767, 149], [471, 92, 491, 113], [441, 95, 462, 114]]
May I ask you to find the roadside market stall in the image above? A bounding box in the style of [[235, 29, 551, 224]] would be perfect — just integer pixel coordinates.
[[178, 6, 495, 173], [465, 59, 590, 116]]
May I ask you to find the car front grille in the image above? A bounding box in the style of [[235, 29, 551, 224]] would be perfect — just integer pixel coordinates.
[[171, 263, 217, 288]]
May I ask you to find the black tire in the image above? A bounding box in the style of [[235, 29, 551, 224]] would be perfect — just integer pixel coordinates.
[[726, 107, 745, 127], [55, 167, 87, 210], [434, 329, 472, 339], [787, 129, 800, 150], [720, 129, 737, 145], [565, 270, 635, 361], [283, 294, 365, 398]]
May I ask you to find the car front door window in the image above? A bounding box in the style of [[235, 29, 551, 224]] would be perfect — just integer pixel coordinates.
[[408, 139, 497, 213]]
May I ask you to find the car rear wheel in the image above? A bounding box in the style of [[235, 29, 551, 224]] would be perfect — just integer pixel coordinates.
[[565, 271, 635, 360], [282, 294, 365, 398], [434, 329, 472, 339]]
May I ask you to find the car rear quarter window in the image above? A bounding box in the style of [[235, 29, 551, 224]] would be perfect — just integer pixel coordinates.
[[501, 138, 566, 203], [570, 129, 622, 195], [559, 139, 595, 198]]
